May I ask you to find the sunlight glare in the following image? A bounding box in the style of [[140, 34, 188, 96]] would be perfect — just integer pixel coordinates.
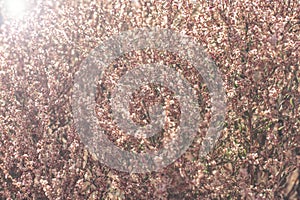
[[4, 0, 29, 19]]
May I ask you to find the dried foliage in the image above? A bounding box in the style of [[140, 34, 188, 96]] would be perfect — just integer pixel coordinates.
[[0, 0, 299, 199]]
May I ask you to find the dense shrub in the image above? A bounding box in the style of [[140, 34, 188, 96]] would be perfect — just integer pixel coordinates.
[[0, 0, 299, 199]]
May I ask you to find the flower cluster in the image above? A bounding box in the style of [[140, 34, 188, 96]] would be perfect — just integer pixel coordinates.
[[0, 0, 299, 199]]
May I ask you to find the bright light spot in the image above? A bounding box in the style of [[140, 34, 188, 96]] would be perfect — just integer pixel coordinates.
[[4, 0, 29, 19]]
